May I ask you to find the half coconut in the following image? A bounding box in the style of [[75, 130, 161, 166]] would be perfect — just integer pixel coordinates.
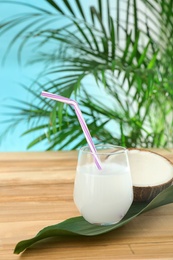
[[128, 149, 173, 202]]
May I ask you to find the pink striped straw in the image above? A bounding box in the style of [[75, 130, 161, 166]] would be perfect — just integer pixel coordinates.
[[41, 91, 102, 170]]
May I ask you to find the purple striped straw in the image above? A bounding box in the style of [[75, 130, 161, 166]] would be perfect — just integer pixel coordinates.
[[41, 91, 102, 170]]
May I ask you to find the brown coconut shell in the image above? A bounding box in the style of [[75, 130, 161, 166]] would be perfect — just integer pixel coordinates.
[[133, 179, 172, 202]]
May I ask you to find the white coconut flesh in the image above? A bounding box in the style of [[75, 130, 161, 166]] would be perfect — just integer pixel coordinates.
[[106, 148, 173, 201], [128, 149, 173, 187]]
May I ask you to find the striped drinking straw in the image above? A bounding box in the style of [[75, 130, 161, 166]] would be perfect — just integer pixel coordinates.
[[41, 91, 102, 170]]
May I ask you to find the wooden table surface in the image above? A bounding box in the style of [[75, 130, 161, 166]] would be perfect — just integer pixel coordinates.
[[1, 150, 173, 260]]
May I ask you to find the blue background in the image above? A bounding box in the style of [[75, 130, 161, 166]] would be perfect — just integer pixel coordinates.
[[0, 1, 82, 151]]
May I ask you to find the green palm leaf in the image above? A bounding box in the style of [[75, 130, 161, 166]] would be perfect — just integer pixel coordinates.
[[14, 185, 173, 254], [1, 0, 173, 149]]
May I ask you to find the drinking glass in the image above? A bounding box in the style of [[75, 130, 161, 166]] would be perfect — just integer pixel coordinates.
[[73, 144, 133, 226]]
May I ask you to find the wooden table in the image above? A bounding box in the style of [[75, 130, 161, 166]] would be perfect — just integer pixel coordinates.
[[1, 150, 173, 259]]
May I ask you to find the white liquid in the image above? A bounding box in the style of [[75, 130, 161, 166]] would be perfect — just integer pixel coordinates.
[[74, 163, 133, 225]]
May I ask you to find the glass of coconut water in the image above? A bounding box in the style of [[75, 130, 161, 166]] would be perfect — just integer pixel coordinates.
[[73, 144, 133, 226]]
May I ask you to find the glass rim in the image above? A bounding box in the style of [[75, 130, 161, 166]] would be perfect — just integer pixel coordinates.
[[79, 144, 127, 155]]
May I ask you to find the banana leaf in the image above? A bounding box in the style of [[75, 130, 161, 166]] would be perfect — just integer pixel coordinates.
[[14, 185, 173, 254]]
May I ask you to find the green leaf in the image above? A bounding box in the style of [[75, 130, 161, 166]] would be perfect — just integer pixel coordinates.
[[121, 31, 132, 63], [137, 41, 150, 66], [45, 0, 64, 14], [116, 0, 120, 42], [127, 31, 140, 64], [101, 70, 106, 87], [109, 16, 116, 59], [98, 0, 102, 21], [21, 124, 49, 136], [58, 102, 64, 131], [133, 0, 138, 39], [50, 103, 58, 133], [14, 185, 173, 254], [75, 0, 86, 21], [90, 6, 107, 38], [73, 21, 93, 49], [125, 0, 130, 34], [147, 51, 158, 69], [62, 0, 75, 16], [85, 24, 100, 52], [26, 133, 48, 149]]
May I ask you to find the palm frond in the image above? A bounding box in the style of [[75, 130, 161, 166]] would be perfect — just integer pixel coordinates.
[[1, 0, 173, 149]]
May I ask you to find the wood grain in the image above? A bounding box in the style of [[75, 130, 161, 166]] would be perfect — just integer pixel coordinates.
[[1, 150, 173, 259]]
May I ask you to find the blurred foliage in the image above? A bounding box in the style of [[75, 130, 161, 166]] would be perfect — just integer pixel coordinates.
[[1, 0, 173, 149]]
